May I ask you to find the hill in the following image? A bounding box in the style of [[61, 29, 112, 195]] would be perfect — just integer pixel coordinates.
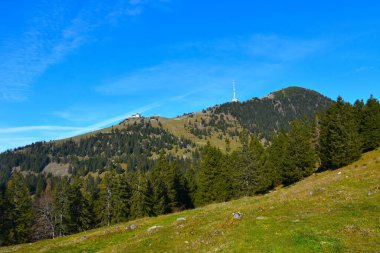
[[2, 149, 379, 253], [0, 86, 333, 179], [119, 86, 332, 148]]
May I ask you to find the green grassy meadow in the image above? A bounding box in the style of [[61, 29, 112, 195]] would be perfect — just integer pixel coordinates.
[[2, 149, 380, 253]]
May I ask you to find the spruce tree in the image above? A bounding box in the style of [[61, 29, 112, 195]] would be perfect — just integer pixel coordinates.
[[151, 175, 169, 215], [213, 153, 232, 201], [112, 174, 132, 223], [231, 134, 266, 197], [196, 143, 224, 206], [150, 152, 170, 214], [80, 188, 95, 231], [285, 119, 316, 184], [359, 96, 380, 151], [184, 165, 197, 208], [4, 173, 34, 245], [320, 97, 362, 169], [0, 191, 5, 246], [267, 130, 290, 186], [96, 171, 115, 226], [61, 177, 93, 233], [130, 171, 154, 218], [248, 135, 269, 192], [53, 177, 69, 236], [161, 160, 191, 211]]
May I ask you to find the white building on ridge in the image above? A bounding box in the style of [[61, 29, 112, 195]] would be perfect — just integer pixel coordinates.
[[130, 113, 142, 118]]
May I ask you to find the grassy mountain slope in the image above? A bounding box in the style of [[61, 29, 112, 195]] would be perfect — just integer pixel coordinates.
[[0, 86, 333, 180], [135, 86, 333, 149], [65, 86, 333, 150], [3, 149, 379, 253]]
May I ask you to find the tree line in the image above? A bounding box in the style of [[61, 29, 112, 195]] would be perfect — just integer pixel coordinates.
[[0, 95, 379, 246]]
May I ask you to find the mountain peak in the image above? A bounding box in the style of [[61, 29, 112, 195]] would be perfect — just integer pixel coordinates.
[[265, 86, 325, 99]]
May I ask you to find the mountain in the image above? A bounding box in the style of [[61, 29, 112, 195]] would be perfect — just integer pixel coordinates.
[[3, 148, 379, 252], [1, 86, 378, 248], [135, 86, 332, 144], [0, 86, 333, 181], [212, 86, 332, 138]]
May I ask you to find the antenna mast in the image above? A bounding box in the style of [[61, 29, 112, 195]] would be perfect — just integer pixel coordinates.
[[232, 80, 238, 102]]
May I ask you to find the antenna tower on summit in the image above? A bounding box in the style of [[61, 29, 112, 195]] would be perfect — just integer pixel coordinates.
[[232, 80, 238, 102]]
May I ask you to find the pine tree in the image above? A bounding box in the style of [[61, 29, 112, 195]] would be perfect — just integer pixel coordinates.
[[130, 171, 154, 218], [184, 165, 197, 208], [359, 96, 380, 151], [61, 177, 93, 233], [285, 119, 316, 184], [195, 143, 224, 206], [80, 189, 95, 230], [231, 134, 266, 197], [35, 174, 46, 197], [96, 171, 115, 226], [212, 153, 232, 202], [53, 177, 69, 236], [150, 152, 170, 214], [248, 135, 270, 192], [320, 97, 362, 169], [170, 161, 188, 210], [151, 175, 169, 215], [0, 190, 6, 245], [225, 137, 231, 153], [267, 130, 290, 186], [3, 173, 34, 245], [112, 173, 132, 223]]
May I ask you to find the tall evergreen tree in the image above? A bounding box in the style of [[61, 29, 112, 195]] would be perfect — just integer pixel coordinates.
[[212, 153, 232, 202], [3, 173, 34, 245], [61, 177, 93, 233], [248, 135, 270, 192], [150, 152, 170, 214], [53, 177, 69, 236], [359, 96, 380, 151], [0, 191, 6, 245], [320, 97, 362, 169], [130, 171, 154, 218], [267, 130, 290, 186], [196, 143, 225, 206], [231, 134, 266, 197], [151, 175, 169, 215], [184, 165, 197, 208], [96, 171, 116, 226], [285, 119, 316, 184], [113, 173, 132, 223]]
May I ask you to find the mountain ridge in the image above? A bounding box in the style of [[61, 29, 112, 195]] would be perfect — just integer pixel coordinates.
[[65, 86, 332, 142], [0, 86, 333, 179]]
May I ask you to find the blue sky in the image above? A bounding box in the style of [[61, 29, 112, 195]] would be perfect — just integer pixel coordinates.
[[1, 0, 380, 151]]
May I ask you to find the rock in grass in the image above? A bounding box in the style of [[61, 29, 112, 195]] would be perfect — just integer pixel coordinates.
[[232, 212, 243, 219], [177, 217, 186, 221], [126, 224, 137, 230], [147, 225, 163, 232], [256, 216, 267, 220]]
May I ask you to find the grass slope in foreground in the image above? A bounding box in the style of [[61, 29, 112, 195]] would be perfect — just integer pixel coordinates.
[[2, 150, 380, 253]]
